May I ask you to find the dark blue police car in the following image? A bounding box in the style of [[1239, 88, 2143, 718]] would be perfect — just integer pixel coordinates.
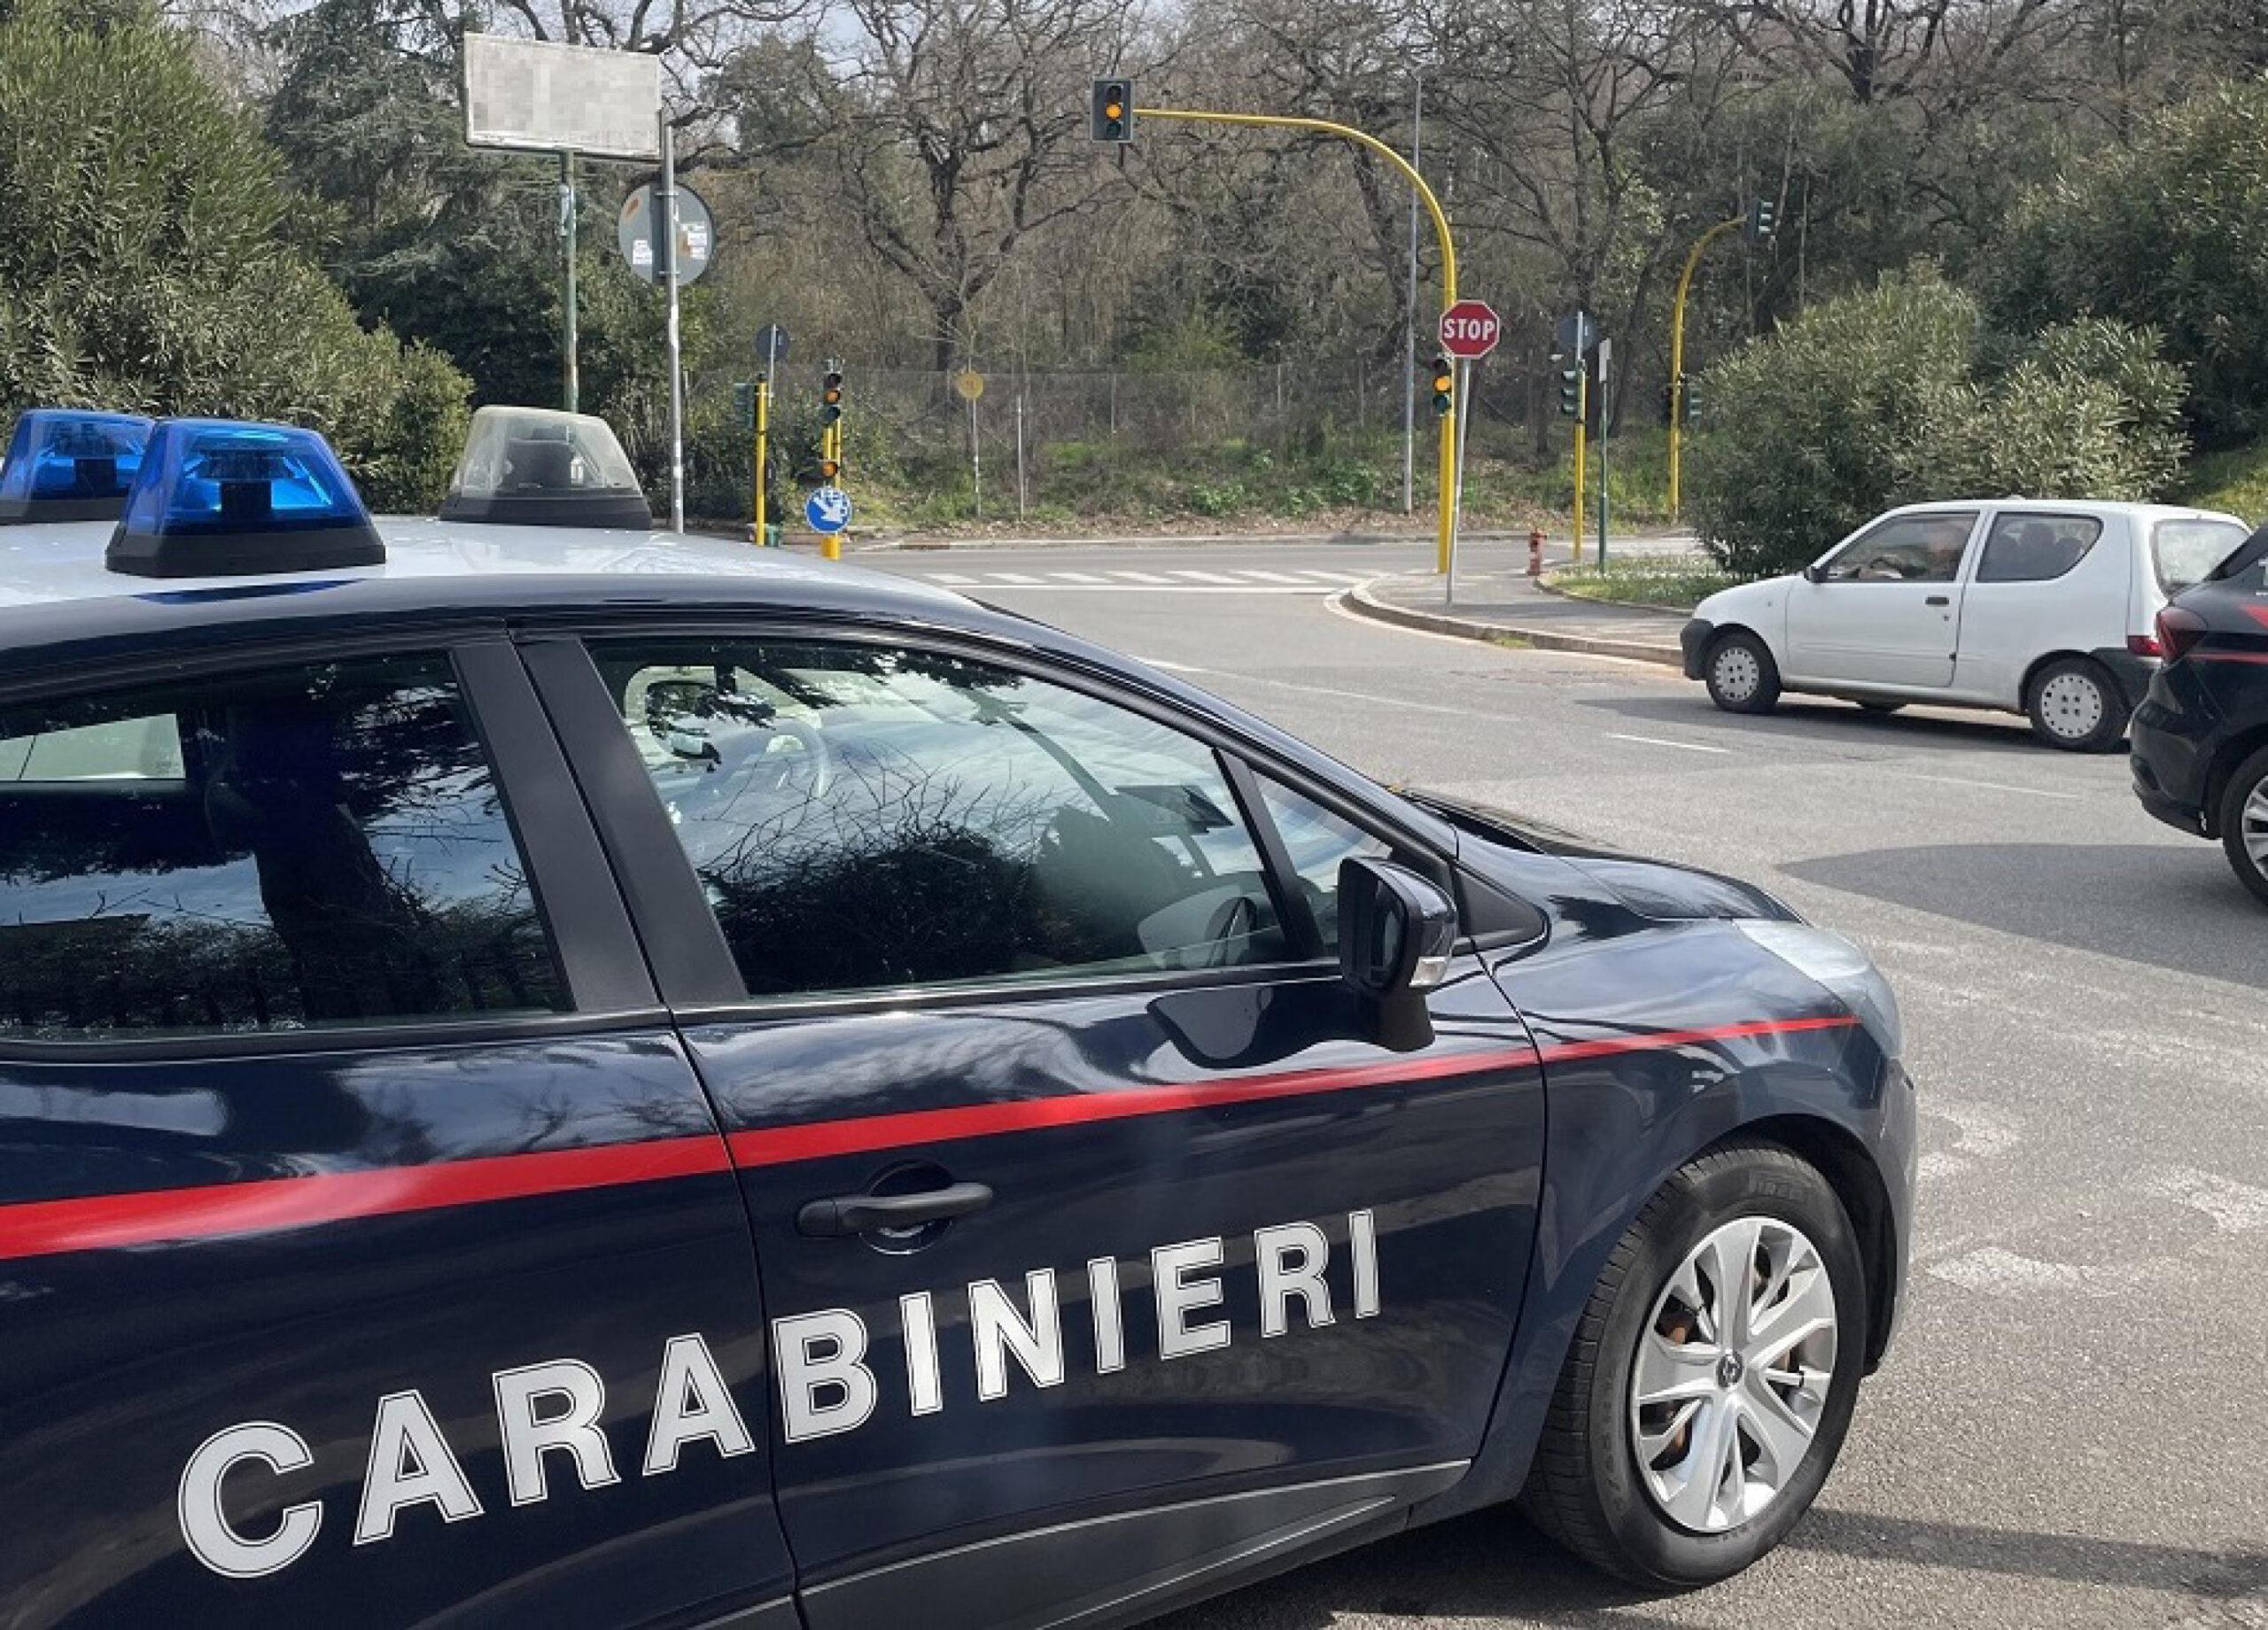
[[0, 409, 1915, 1626]]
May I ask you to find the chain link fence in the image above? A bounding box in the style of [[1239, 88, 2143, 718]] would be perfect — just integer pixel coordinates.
[[617, 356, 1548, 529]]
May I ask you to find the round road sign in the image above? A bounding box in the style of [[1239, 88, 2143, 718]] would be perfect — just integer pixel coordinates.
[[1439, 299, 1503, 360], [952, 369, 985, 403], [805, 485, 852, 534], [617, 182, 714, 286]]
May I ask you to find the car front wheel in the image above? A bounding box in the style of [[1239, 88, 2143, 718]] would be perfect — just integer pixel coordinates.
[[2025, 657, 2128, 752], [1705, 633, 1780, 715], [2218, 746, 2268, 907], [1519, 1143, 1868, 1587]]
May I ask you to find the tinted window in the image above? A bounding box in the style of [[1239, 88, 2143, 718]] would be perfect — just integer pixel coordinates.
[[2154, 518, 2250, 594], [596, 640, 1288, 997], [1256, 777, 1393, 951], [1975, 513, 2102, 583], [1821, 513, 1977, 583], [0, 656, 566, 1041]]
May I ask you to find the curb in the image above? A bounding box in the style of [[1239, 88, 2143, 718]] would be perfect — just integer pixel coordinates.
[[1342, 580, 1685, 668], [1530, 576, 1698, 617], [861, 529, 1537, 554]]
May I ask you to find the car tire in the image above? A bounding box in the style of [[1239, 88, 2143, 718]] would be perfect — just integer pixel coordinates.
[[2218, 746, 2268, 908], [1518, 1143, 1868, 1587], [2024, 657, 2128, 752], [1704, 632, 1780, 715]]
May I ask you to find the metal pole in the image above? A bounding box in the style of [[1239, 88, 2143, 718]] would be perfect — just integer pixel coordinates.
[[1596, 338, 1611, 570], [1402, 76, 1421, 516], [1014, 393, 1028, 521], [560, 150, 579, 414], [969, 395, 983, 518], [1667, 216, 1739, 517], [1448, 357, 1472, 605], [753, 377, 769, 546], [658, 117, 685, 533]]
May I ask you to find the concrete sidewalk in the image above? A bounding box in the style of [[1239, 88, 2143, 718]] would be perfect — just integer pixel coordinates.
[[1345, 570, 1689, 666]]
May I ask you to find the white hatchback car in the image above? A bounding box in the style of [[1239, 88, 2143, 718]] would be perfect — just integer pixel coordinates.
[[1680, 499, 2253, 749]]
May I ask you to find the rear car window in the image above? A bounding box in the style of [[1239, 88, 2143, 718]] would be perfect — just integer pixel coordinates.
[[1975, 514, 2101, 583], [2154, 518, 2251, 594], [0, 655, 566, 1041], [593, 639, 1289, 998]]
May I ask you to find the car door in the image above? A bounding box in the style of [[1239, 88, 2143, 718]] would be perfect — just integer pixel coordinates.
[[1783, 509, 1981, 688], [0, 638, 796, 1628], [1957, 509, 2115, 702], [524, 628, 1547, 1630]]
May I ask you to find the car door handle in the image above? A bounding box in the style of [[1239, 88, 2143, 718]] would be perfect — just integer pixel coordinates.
[[796, 1182, 994, 1238], [1925, 594, 1950, 607]]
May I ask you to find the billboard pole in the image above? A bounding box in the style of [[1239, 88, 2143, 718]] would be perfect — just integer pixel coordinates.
[[560, 151, 579, 414], [658, 114, 685, 532]]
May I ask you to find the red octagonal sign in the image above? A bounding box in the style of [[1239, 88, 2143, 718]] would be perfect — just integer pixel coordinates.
[[1439, 299, 1502, 360]]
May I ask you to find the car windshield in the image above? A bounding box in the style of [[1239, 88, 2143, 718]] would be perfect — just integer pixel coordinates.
[[2153, 518, 2250, 593]]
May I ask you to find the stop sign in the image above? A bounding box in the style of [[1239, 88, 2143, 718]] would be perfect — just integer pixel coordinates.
[[1439, 299, 1502, 360]]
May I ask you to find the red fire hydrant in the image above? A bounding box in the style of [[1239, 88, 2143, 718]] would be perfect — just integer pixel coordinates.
[[1527, 527, 1545, 577]]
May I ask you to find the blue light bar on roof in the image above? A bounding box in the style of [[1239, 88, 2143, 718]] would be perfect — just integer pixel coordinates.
[[105, 418, 384, 578], [0, 409, 155, 524]]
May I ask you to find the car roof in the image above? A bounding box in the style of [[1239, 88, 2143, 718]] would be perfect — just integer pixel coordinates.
[[0, 516, 990, 673], [1878, 498, 2248, 525]]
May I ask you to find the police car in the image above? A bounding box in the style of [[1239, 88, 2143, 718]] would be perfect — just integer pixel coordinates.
[[0, 408, 1915, 1628]]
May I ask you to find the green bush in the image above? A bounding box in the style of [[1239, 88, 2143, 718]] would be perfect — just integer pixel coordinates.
[[0, 0, 470, 508], [1985, 80, 2268, 449], [1689, 269, 2186, 577]]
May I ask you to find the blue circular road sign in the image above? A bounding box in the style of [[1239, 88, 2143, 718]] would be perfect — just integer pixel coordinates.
[[804, 485, 852, 534]]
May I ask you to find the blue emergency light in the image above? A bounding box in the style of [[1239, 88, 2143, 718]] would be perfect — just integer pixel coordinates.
[[105, 419, 384, 578], [0, 409, 155, 524]]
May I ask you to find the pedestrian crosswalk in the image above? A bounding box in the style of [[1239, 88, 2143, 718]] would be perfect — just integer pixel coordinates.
[[916, 567, 1375, 594]]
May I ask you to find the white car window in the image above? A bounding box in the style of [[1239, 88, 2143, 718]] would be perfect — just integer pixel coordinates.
[[1820, 513, 1977, 584], [1975, 514, 2102, 584], [2153, 518, 2250, 594]]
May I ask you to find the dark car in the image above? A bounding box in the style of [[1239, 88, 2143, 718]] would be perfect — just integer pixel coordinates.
[[2131, 522, 2268, 903], [0, 415, 1915, 1628]]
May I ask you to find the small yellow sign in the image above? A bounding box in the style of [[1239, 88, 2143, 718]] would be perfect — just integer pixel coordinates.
[[952, 369, 985, 403]]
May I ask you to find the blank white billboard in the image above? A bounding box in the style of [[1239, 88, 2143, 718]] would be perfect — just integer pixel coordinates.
[[462, 35, 661, 161]]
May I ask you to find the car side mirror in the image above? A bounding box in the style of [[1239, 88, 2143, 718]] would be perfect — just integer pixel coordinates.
[[1338, 857, 1456, 997], [1802, 563, 1827, 584]]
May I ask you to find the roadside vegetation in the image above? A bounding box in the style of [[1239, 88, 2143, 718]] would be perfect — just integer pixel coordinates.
[[1542, 562, 1740, 611]]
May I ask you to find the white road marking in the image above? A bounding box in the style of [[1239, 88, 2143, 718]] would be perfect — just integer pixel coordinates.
[[1604, 732, 1732, 755], [2136, 1166, 2268, 1235], [929, 573, 979, 586], [1108, 570, 1172, 584], [1298, 570, 1369, 583], [1928, 1246, 2153, 1299], [1222, 671, 1482, 718], [1245, 570, 1313, 584], [1169, 570, 1241, 583], [1052, 570, 1108, 583], [986, 572, 1045, 585], [1885, 771, 2083, 802]]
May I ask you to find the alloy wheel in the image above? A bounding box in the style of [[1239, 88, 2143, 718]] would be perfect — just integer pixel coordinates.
[[1628, 1216, 1839, 1534], [2244, 778, 2268, 877]]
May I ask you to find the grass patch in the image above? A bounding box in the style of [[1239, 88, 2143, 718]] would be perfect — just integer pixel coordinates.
[[2175, 439, 2268, 524], [1544, 561, 1740, 611]]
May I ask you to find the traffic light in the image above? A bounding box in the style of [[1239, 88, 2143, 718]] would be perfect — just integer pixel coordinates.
[[1091, 79, 1133, 143], [821, 369, 843, 425], [1746, 195, 1777, 244], [1659, 381, 1676, 428], [1430, 354, 1454, 419], [1555, 353, 1583, 418], [732, 381, 754, 429], [817, 453, 841, 481], [1683, 383, 1703, 424]]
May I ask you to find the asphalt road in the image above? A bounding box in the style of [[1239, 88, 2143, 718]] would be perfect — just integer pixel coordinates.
[[861, 536, 2268, 1630]]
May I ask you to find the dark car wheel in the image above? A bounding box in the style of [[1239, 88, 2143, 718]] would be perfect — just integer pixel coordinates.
[[1518, 1143, 1867, 1587], [1705, 633, 1781, 715], [2219, 746, 2268, 907], [2025, 657, 2128, 752]]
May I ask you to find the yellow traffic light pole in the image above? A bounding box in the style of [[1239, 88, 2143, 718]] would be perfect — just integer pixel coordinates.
[[1667, 215, 1741, 517], [1134, 106, 1460, 574], [1572, 372, 1587, 567], [753, 377, 771, 547]]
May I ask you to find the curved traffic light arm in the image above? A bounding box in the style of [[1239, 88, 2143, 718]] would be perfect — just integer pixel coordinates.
[[1135, 105, 1461, 573], [1667, 215, 1742, 517]]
